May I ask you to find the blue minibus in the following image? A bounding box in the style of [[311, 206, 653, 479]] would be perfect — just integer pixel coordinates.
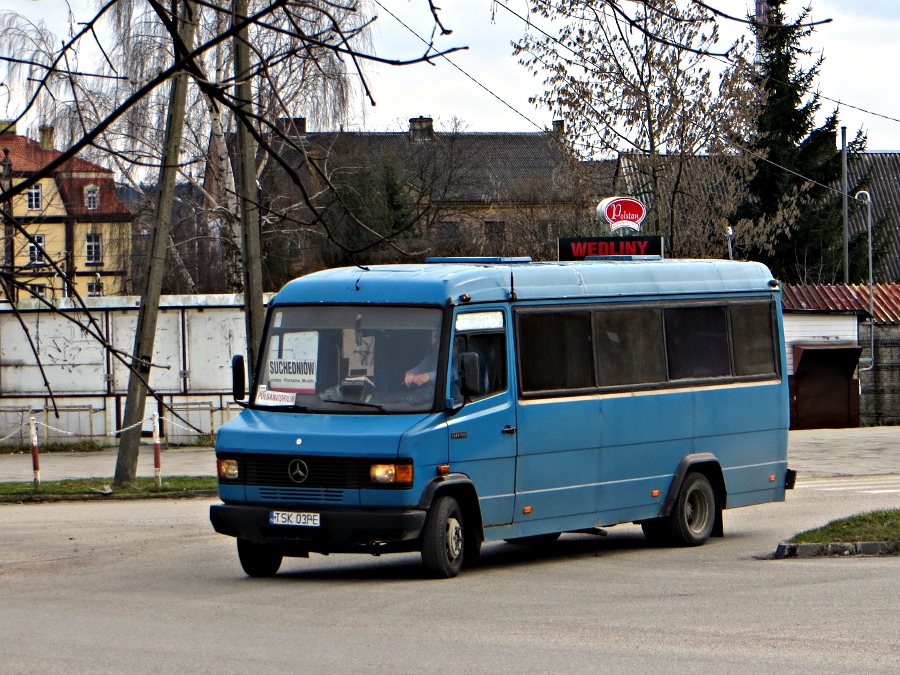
[[210, 257, 794, 578]]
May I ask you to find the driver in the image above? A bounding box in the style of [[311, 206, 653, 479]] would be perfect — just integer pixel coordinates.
[[404, 331, 438, 388]]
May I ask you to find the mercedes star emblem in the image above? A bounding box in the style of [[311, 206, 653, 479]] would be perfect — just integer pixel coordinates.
[[288, 458, 309, 484]]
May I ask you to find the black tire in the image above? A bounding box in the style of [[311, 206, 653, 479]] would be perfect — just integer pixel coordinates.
[[237, 538, 283, 577], [504, 532, 561, 546], [421, 495, 465, 578], [667, 472, 716, 546]]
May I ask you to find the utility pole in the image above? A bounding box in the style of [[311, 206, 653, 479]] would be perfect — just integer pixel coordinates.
[[842, 126, 849, 283], [233, 0, 265, 382], [114, 0, 197, 486]]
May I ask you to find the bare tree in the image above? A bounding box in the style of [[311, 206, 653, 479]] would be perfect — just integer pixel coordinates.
[[514, 0, 773, 258], [0, 0, 466, 484]]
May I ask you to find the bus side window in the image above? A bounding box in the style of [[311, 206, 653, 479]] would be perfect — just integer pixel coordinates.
[[730, 303, 778, 376]]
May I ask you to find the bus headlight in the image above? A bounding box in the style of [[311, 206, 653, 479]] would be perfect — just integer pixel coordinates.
[[217, 459, 239, 479], [370, 463, 413, 484]]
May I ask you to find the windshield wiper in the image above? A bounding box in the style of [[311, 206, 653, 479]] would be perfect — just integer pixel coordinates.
[[320, 398, 386, 412]]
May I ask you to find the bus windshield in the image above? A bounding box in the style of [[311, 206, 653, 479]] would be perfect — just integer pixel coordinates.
[[254, 305, 443, 413]]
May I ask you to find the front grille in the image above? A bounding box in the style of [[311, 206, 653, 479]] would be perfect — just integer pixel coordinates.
[[257, 487, 344, 502], [218, 453, 408, 490]]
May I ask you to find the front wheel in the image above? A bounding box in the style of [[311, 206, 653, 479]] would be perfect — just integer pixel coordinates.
[[237, 538, 283, 577], [421, 495, 465, 578]]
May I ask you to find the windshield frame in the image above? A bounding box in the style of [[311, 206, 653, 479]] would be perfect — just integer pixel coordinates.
[[249, 302, 452, 415]]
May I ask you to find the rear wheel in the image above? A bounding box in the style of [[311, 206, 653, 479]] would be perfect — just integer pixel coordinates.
[[642, 473, 716, 547], [237, 539, 283, 577], [421, 495, 465, 578]]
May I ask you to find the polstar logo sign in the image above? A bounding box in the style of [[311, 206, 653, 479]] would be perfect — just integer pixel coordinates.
[[288, 458, 310, 484], [597, 197, 647, 232]]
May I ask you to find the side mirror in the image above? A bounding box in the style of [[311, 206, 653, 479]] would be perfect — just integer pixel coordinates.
[[232, 355, 246, 401], [458, 351, 484, 398]]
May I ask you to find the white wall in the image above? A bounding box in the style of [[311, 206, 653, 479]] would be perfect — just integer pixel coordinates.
[[782, 312, 860, 374], [0, 295, 261, 445]]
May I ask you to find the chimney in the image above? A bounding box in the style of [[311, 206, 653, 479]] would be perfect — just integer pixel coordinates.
[[39, 125, 55, 150], [275, 117, 306, 137], [0, 120, 16, 137], [409, 117, 435, 142], [552, 120, 565, 137]]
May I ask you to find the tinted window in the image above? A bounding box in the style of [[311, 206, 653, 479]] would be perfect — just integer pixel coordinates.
[[664, 306, 731, 380], [731, 303, 777, 376], [593, 308, 666, 386], [518, 311, 594, 393]]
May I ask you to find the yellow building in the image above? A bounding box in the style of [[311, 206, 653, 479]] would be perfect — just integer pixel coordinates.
[[0, 122, 131, 301]]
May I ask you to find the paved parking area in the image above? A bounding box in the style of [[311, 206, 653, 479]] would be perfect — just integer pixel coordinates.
[[0, 426, 897, 483]]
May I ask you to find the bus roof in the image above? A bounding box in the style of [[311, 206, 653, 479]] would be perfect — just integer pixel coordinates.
[[272, 259, 777, 306]]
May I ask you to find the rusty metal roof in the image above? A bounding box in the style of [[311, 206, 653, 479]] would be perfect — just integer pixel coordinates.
[[782, 284, 900, 324]]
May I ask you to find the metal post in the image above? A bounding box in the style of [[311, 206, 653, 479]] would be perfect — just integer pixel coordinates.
[[842, 127, 849, 284], [152, 412, 161, 488], [855, 191, 875, 372], [725, 226, 734, 261], [29, 416, 40, 491]]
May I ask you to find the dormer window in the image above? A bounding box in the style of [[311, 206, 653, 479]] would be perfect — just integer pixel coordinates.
[[84, 184, 99, 210]]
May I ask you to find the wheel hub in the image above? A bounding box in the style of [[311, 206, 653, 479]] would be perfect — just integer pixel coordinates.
[[446, 517, 463, 559]]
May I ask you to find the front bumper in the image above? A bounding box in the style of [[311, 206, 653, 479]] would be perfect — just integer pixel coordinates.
[[209, 503, 427, 555]]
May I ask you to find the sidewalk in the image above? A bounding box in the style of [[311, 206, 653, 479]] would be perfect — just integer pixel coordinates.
[[0, 427, 897, 483], [0, 445, 216, 483]]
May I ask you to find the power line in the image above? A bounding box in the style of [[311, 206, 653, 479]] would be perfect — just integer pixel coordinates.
[[371, 0, 545, 132], [494, 0, 870, 201]]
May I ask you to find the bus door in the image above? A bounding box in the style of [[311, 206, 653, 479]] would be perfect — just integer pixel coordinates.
[[512, 308, 604, 534], [445, 309, 517, 527]]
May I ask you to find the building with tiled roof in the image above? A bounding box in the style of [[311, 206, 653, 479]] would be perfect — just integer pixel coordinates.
[[0, 122, 131, 301], [782, 283, 900, 427], [263, 117, 616, 272]]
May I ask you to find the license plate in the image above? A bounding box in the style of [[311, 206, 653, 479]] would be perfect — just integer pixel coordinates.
[[269, 511, 320, 527]]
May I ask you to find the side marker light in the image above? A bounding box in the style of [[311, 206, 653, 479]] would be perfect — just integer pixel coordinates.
[[769, 475, 776, 482], [523, 506, 532, 514], [437, 464, 450, 476], [651, 489, 660, 497]]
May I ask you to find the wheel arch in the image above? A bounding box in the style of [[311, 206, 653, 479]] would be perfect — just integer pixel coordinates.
[[658, 453, 726, 537], [417, 474, 485, 543]]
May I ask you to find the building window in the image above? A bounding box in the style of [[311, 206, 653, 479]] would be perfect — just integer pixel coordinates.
[[29, 283, 46, 298], [87, 281, 103, 297], [484, 220, 505, 250], [28, 234, 45, 265], [86, 232, 103, 265], [84, 185, 99, 210], [26, 183, 42, 211]]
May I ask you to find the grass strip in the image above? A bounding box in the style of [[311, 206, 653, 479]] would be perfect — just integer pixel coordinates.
[[0, 476, 217, 497], [791, 509, 900, 543]]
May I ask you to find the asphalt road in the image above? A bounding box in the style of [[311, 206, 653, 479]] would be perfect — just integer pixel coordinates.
[[1, 472, 899, 674]]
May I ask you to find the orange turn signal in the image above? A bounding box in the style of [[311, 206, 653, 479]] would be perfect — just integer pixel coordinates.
[[523, 506, 532, 514], [437, 464, 450, 476], [769, 475, 776, 482], [651, 489, 660, 497]]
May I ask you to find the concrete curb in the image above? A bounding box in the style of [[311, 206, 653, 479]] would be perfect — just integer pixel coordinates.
[[0, 489, 218, 504], [774, 540, 900, 558]]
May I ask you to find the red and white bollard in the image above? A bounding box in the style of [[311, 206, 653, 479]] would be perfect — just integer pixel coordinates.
[[152, 412, 161, 488], [29, 416, 40, 491]]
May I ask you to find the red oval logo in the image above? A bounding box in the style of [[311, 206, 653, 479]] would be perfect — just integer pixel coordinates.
[[597, 197, 647, 231]]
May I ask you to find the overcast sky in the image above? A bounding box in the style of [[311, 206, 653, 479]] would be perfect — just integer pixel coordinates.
[[3, 0, 899, 149]]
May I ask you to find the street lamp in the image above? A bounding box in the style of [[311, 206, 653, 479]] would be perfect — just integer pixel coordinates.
[[854, 190, 875, 372]]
